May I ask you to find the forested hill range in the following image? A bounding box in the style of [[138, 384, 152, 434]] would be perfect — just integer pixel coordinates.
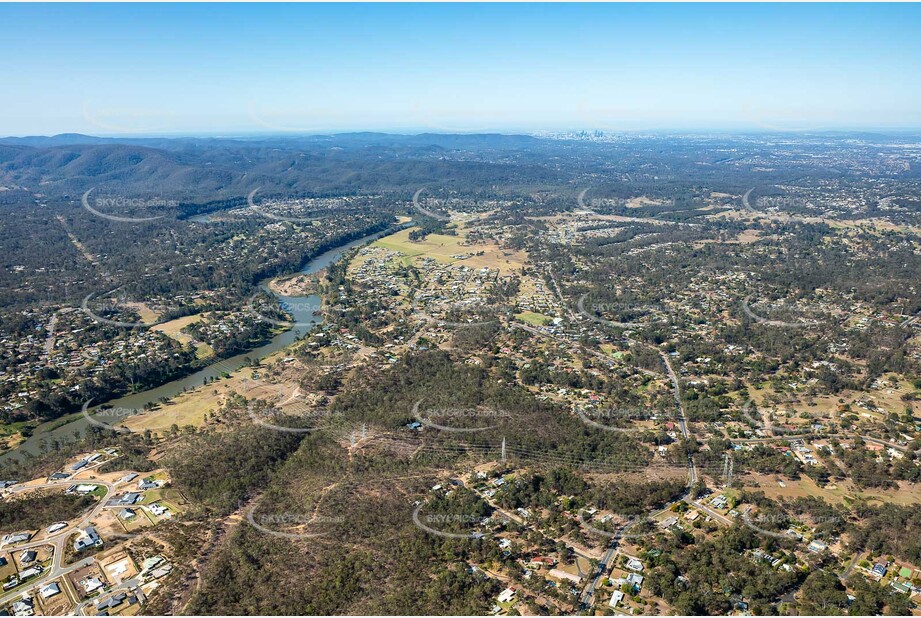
[[1, 131, 919, 204]]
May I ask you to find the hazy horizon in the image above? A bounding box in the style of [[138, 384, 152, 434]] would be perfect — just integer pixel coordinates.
[[5, 124, 921, 141]]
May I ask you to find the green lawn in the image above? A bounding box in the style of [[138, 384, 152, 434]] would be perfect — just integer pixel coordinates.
[[515, 311, 553, 326]]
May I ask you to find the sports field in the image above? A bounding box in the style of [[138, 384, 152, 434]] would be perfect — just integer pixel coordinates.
[[515, 311, 553, 326]]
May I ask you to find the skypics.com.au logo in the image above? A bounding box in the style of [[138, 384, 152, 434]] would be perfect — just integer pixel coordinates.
[[82, 188, 174, 223], [80, 400, 135, 434], [243, 380, 333, 435], [410, 294, 502, 329], [575, 405, 673, 433], [412, 188, 451, 222], [412, 399, 510, 434], [412, 504, 492, 540], [741, 294, 823, 330], [741, 511, 840, 541], [80, 292, 172, 329], [577, 510, 669, 541], [246, 506, 345, 540], [245, 291, 329, 330], [576, 294, 669, 330], [247, 188, 333, 224]]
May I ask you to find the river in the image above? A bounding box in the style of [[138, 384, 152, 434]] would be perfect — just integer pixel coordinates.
[[2, 227, 391, 462]]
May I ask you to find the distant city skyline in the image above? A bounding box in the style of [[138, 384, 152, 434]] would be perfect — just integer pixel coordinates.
[[1, 3, 920, 136]]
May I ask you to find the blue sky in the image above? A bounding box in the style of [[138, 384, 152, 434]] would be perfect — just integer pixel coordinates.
[[1, 3, 919, 135]]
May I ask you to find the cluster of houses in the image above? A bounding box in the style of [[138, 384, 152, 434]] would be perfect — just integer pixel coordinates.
[[350, 241, 528, 337], [0, 456, 181, 615], [179, 309, 260, 350], [0, 308, 183, 420], [3, 554, 174, 616], [515, 276, 557, 317], [788, 439, 820, 466], [864, 561, 921, 597]]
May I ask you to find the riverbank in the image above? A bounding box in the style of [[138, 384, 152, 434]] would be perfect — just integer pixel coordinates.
[[1, 223, 407, 462], [268, 272, 320, 296]]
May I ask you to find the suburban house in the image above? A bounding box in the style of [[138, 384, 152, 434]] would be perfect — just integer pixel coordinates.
[[81, 576, 104, 593], [39, 582, 61, 598], [548, 568, 582, 584], [892, 581, 911, 595], [74, 526, 102, 552], [109, 492, 142, 506], [626, 557, 644, 572], [526, 556, 556, 569], [149, 503, 169, 517], [2, 532, 32, 545], [11, 599, 33, 617], [141, 555, 164, 571], [660, 516, 679, 529], [96, 592, 128, 611], [807, 539, 828, 553], [626, 573, 644, 591]]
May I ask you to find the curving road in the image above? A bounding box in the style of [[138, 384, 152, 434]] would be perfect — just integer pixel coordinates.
[[0, 460, 123, 607]]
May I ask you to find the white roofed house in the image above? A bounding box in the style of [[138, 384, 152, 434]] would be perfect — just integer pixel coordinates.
[[39, 582, 61, 598], [548, 568, 583, 584], [2, 532, 33, 545], [807, 539, 828, 553], [81, 576, 104, 594], [46, 522, 68, 534], [626, 557, 644, 572], [138, 478, 159, 490], [626, 572, 644, 591], [11, 599, 33, 617], [148, 502, 170, 517]]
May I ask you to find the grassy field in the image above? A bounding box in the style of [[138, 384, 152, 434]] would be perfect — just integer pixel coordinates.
[[152, 314, 214, 359], [745, 373, 918, 432], [372, 226, 527, 275], [0, 419, 33, 452], [515, 311, 553, 326], [123, 302, 160, 325], [118, 362, 299, 435], [747, 472, 921, 506]]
